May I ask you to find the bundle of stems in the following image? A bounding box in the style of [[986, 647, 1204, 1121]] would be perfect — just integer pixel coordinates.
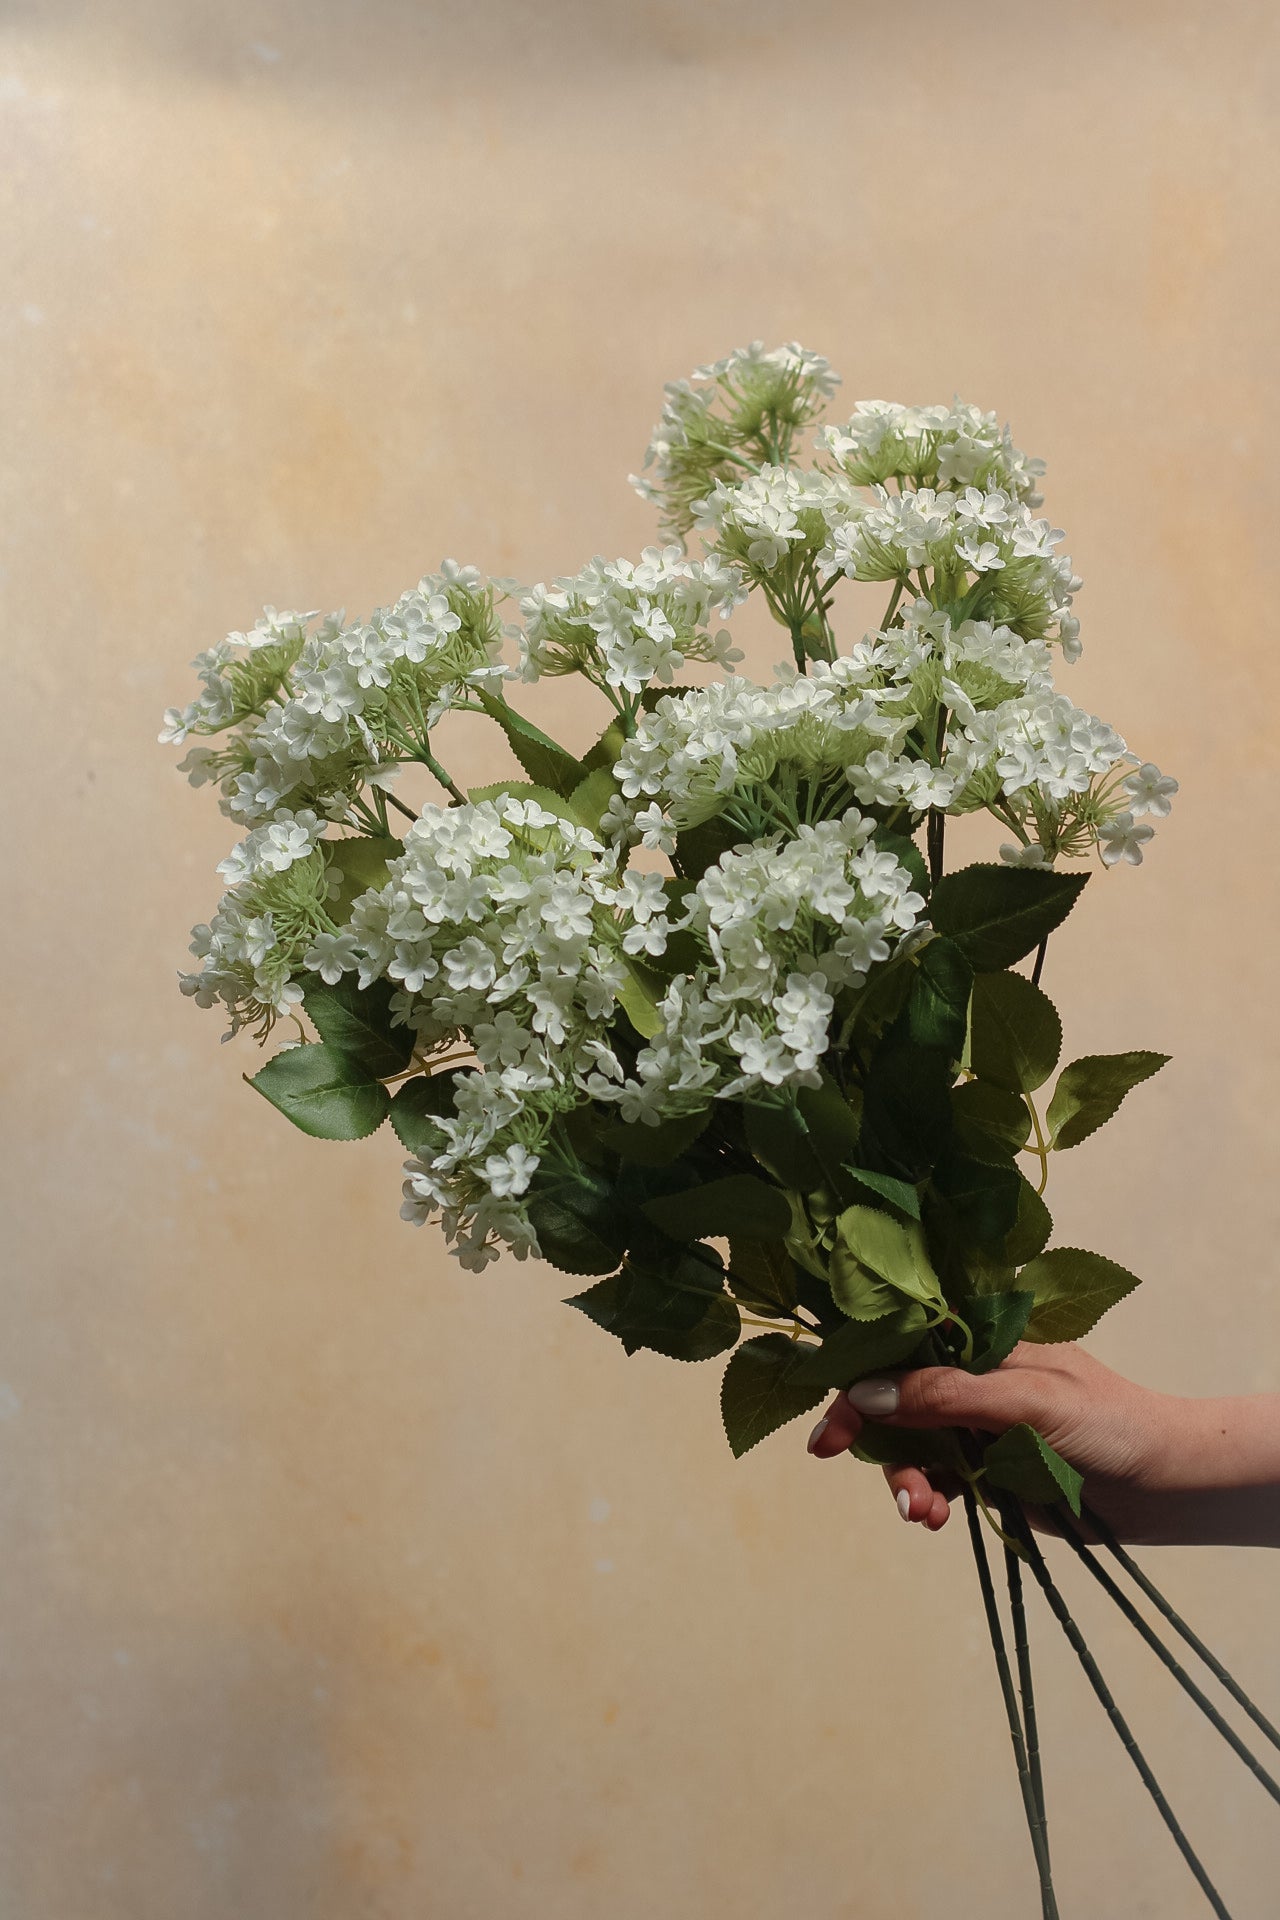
[[960, 1456, 1280, 1918]]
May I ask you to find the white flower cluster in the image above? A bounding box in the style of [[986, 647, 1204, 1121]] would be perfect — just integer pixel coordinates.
[[692, 465, 857, 576], [631, 341, 842, 537], [818, 399, 1045, 503], [585, 813, 924, 1121], [518, 545, 747, 696], [818, 487, 1081, 653], [162, 564, 507, 826]]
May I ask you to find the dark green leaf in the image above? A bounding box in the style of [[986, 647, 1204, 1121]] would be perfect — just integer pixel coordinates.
[[931, 1153, 1023, 1252], [566, 1249, 740, 1361], [968, 971, 1062, 1094], [929, 864, 1088, 971], [579, 716, 628, 775], [643, 1175, 791, 1243], [674, 814, 744, 881], [390, 1069, 473, 1155], [859, 1041, 954, 1180], [984, 1424, 1083, 1516], [843, 1166, 921, 1218], [528, 1168, 630, 1275], [321, 835, 402, 915], [790, 1306, 930, 1387], [475, 690, 587, 796], [964, 1290, 1035, 1373], [1019, 1247, 1141, 1343], [726, 1240, 799, 1315], [1004, 1176, 1053, 1265], [249, 1042, 389, 1140], [745, 1101, 824, 1192], [907, 938, 973, 1057], [601, 1108, 711, 1166], [851, 1422, 966, 1470], [1046, 1051, 1170, 1151], [300, 972, 413, 1078], [951, 1080, 1031, 1159], [720, 1335, 828, 1456]]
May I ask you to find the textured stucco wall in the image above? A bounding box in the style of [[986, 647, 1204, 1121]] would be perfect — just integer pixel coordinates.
[[4, 3, 1280, 1914]]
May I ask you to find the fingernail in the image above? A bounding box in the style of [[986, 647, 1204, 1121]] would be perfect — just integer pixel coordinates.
[[806, 1417, 830, 1454], [846, 1378, 899, 1416], [896, 1488, 912, 1520]]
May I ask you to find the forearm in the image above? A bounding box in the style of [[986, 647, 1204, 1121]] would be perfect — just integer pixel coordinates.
[[1131, 1392, 1280, 1548]]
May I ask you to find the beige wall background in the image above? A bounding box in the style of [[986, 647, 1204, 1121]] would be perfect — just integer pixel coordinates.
[[4, 2, 1280, 1914]]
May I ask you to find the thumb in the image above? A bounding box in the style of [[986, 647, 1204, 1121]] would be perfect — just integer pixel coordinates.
[[846, 1360, 1049, 1434]]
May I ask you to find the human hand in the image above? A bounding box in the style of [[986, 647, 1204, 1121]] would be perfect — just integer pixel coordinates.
[[804, 1341, 1280, 1548]]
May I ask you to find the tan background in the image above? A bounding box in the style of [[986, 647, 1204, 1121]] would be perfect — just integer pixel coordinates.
[[4, 2, 1280, 1914]]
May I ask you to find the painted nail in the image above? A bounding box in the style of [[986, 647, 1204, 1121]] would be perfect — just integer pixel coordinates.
[[806, 1416, 830, 1453], [896, 1488, 912, 1520], [846, 1378, 899, 1417]]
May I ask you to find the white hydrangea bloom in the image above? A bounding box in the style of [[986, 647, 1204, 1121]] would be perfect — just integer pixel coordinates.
[[819, 399, 1044, 504], [693, 465, 857, 577], [518, 545, 746, 694]]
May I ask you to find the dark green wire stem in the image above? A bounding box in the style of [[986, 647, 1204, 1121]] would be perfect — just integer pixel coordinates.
[[1080, 1499, 1280, 1758], [1012, 1512, 1234, 1919], [1003, 1529, 1050, 1858], [963, 1487, 1058, 1917], [1051, 1506, 1280, 1805]]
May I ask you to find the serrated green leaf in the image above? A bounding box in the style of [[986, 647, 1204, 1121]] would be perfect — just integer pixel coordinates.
[[789, 1306, 929, 1387], [1046, 1051, 1170, 1151], [834, 1205, 945, 1308], [566, 1249, 740, 1361], [951, 1080, 1032, 1159], [843, 1166, 921, 1218], [1004, 1175, 1054, 1265], [601, 1108, 711, 1167], [969, 971, 1062, 1094], [1018, 1247, 1141, 1343], [984, 1423, 1083, 1516], [858, 1041, 954, 1180], [475, 690, 586, 796], [321, 834, 402, 914], [249, 1042, 389, 1140], [929, 864, 1089, 971], [300, 972, 413, 1078], [964, 1290, 1035, 1373], [643, 1174, 791, 1244], [745, 1102, 824, 1192], [907, 938, 973, 1057], [615, 955, 666, 1040], [579, 716, 628, 776], [674, 814, 744, 881], [720, 1335, 828, 1456], [527, 1169, 630, 1275], [566, 766, 618, 833], [390, 1070, 473, 1156], [726, 1239, 799, 1315], [931, 1153, 1023, 1252]]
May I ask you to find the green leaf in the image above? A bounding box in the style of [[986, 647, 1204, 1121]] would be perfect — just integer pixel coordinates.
[[965, 1290, 1035, 1373], [843, 1166, 921, 1218], [725, 1239, 799, 1315], [674, 814, 744, 881], [745, 1102, 824, 1192], [249, 1042, 390, 1140], [929, 864, 1089, 971], [601, 1109, 711, 1166], [720, 1335, 828, 1457], [566, 1248, 740, 1361], [390, 1070, 472, 1156], [834, 1206, 945, 1308], [1046, 1051, 1170, 1151], [931, 1153, 1023, 1252], [951, 1080, 1031, 1160], [858, 1041, 954, 1180], [984, 1424, 1083, 1516], [643, 1175, 791, 1244], [466, 779, 584, 830], [1018, 1247, 1141, 1343], [851, 1422, 966, 1470], [579, 716, 628, 776], [615, 955, 666, 1040], [907, 938, 973, 1057], [968, 971, 1062, 1094], [300, 972, 413, 1078], [527, 1168, 630, 1275], [475, 690, 586, 796], [1003, 1175, 1054, 1266], [790, 1306, 929, 1387], [321, 834, 402, 914], [566, 766, 619, 833]]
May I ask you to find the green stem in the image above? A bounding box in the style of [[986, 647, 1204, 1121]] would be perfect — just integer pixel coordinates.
[[963, 1487, 1058, 1916], [1079, 1500, 1280, 1758], [1050, 1506, 1280, 1806], [1004, 1531, 1052, 1888], [1015, 1518, 1234, 1919]]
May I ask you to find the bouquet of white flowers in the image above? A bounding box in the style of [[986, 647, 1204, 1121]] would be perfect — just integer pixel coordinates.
[[162, 344, 1276, 1916]]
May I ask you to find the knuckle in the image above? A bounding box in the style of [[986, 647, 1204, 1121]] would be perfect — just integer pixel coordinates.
[[911, 1368, 958, 1419]]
